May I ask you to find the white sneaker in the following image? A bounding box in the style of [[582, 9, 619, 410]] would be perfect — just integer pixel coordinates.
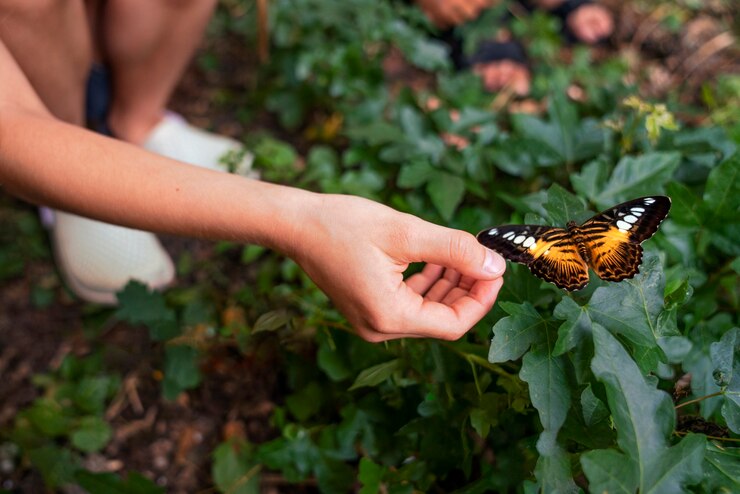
[[51, 113, 254, 304], [142, 112, 256, 176]]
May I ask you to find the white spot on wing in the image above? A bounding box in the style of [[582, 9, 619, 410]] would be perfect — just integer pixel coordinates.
[[631, 207, 645, 213], [616, 220, 632, 231], [488, 228, 498, 236], [503, 231, 515, 239], [644, 197, 655, 204], [522, 236, 536, 248], [513, 235, 526, 244], [624, 214, 638, 223]]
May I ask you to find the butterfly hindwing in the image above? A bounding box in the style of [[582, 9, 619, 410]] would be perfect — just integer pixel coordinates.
[[579, 196, 671, 282], [476, 225, 590, 291]]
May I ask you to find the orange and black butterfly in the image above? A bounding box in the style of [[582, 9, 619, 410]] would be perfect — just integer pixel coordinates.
[[476, 196, 671, 291]]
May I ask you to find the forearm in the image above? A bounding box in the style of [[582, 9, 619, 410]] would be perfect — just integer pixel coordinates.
[[0, 110, 320, 254]]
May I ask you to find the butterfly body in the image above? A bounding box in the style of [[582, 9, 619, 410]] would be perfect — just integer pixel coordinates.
[[477, 196, 671, 291]]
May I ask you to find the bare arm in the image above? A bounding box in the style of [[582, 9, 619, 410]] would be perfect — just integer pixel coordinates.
[[0, 39, 506, 341]]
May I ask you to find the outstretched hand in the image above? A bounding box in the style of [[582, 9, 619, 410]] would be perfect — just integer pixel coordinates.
[[289, 194, 506, 342]]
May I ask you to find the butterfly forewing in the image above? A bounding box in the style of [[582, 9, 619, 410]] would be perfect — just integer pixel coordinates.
[[476, 196, 671, 290], [476, 225, 590, 291], [579, 196, 671, 282]]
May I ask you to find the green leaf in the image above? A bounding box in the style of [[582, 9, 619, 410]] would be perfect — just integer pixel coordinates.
[[664, 182, 703, 227], [711, 328, 740, 432], [702, 443, 740, 492], [397, 161, 434, 188], [489, 302, 548, 363], [426, 171, 465, 221], [586, 253, 667, 350], [542, 184, 588, 226], [75, 471, 165, 494], [358, 457, 385, 494], [594, 152, 680, 208], [162, 345, 201, 399], [212, 439, 260, 494], [571, 157, 610, 200], [252, 310, 290, 333], [73, 376, 114, 414], [533, 444, 579, 494], [349, 359, 402, 391], [703, 154, 740, 222], [553, 297, 592, 355], [520, 343, 570, 442], [286, 382, 323, 421], [71, 416, 112, 453], [115, 281, 176, 328], [587, 325, 705, 493], [23, 398, 72, 437], [581, 449, 637, 494], [28, 445, 78, 489]]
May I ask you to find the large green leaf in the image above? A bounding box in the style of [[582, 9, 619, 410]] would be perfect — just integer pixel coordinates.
[[594, 152, 680, 208], [489, 302, 548, 363], [583, 325, 706, 493], [426, 171, 466, 221], [710, 327, 740, 433], [212, 439, 260, 494], [542, 184, 589, 226], [703, 153, 740, 224]]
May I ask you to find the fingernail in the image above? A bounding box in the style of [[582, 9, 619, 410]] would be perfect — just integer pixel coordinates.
[[483, 249, 506, 276]]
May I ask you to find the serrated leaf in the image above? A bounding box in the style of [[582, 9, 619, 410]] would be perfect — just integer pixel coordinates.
[[644, 433, 705, 493], [594, 152, 680, 208], [349, 359, 401, 391], [426, 171, 465, 221], [115, 281, 175, 328], [489, 302, 547, 363]]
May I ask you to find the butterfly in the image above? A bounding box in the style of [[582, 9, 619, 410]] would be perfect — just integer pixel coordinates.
[[476, 196, 671, 291]]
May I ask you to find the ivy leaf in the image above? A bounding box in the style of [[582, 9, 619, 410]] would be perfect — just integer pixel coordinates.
[[542, 184, 589, 226], [553, 296, 593, 356], [397, 161, 434, 188], [594, 152, 680, 208], [587, 253, 667, 350], [253, 310, 290, 333], [521, 343, 577, 493], [584, 325, 706, 493], [520, 343, 570, 444], [489, 302, 548, 363], [426, 171, 465, 221], [349, 359, 402, 391]]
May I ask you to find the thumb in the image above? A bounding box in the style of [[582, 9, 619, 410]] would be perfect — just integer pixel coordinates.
[[406, 223, 506, 279]]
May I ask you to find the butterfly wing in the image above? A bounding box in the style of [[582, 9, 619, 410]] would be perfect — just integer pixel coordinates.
[[477, 225, 590, 291], [579, 196, 671, 282]]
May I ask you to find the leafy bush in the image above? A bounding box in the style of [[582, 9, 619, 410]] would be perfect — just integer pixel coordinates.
[[1, 1, 738, 492]]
